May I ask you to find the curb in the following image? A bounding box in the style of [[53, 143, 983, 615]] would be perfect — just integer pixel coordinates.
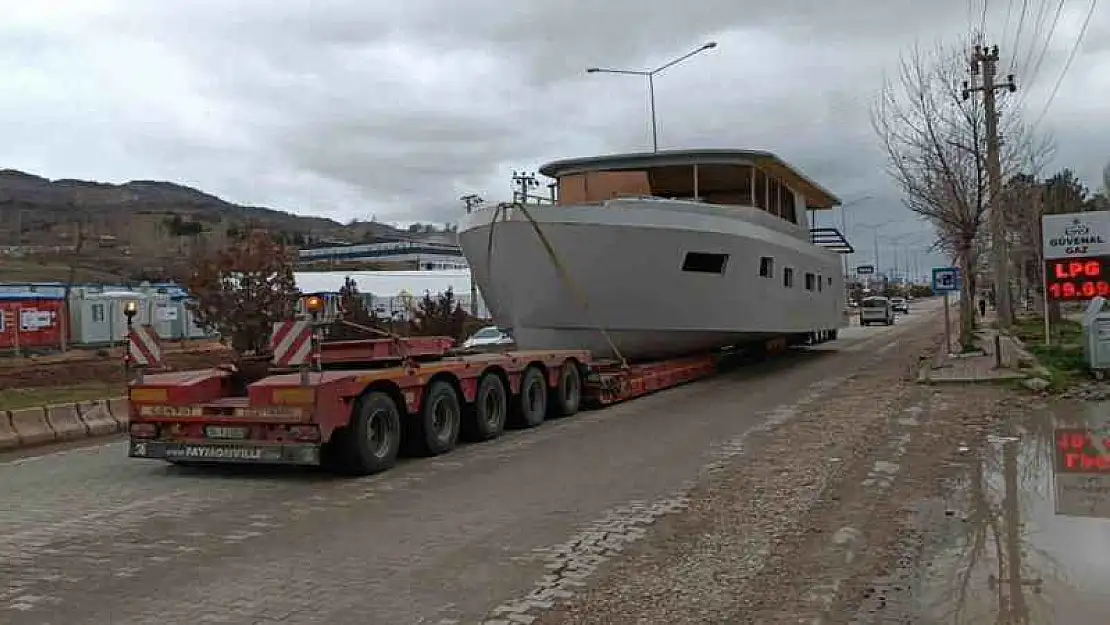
[[0, 397, 129, 451]]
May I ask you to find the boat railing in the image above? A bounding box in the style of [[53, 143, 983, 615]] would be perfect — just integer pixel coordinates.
[[810, 227, 855, 254]]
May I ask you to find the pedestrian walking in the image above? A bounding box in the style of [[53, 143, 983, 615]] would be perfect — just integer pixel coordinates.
[[978, 297, 986, 318]]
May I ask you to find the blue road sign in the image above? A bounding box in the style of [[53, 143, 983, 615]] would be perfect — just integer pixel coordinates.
[[932, 267, 960, 293]]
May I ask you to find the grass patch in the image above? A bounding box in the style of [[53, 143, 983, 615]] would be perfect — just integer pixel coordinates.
[[1012, 315, 1086, 390], [0, 383, 123, 411], [1012, 314, 1082, 344]]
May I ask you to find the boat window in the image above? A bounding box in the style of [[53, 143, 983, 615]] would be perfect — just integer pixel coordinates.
[[754, 169, 768, 211], [817, 274, 823, 291], [805, 273, 816, 290], [558, 171, 651, 204], [780, 184, 797, 223], [769, 177, 782, 217], [681, 252, 729, 274], [759, 257, 774, 278], [557, 174, 588, 204], [783, 267, 794, 288]]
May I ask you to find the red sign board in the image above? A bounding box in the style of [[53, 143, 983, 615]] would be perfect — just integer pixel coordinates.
[[1056, 428, 1110, 473], [1045, 255, 1110, 301]]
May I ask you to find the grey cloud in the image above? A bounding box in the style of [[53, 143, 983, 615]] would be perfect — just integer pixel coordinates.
[[0, 0, 1105, 262]]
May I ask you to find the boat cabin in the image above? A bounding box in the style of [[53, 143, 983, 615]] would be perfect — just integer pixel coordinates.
[[537, 149, 841, 228]]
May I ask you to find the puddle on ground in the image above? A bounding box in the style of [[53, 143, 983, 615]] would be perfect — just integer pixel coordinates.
[[912, 400, 1110, 623]]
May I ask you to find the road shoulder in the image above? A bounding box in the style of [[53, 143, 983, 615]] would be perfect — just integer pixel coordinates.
[[531, 320, 1015, 624]]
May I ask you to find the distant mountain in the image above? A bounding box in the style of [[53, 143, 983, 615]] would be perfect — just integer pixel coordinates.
[[0, 169, 347, 234], [0, 169, 454, 282]]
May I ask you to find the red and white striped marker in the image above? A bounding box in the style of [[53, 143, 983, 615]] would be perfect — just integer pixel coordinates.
[[128, 324, 163, 367], [270, 320, 313, 367]]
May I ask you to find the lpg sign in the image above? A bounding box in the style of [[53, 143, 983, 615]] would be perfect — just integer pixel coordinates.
[[1043, 211, 1110, 260]]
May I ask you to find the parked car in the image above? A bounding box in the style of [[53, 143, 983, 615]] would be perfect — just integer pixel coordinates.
[[461, 326, 514, 350], [890, 297, 909, 313], [860, 296, 895, 326]]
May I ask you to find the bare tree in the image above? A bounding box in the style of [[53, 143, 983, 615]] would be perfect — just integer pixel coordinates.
[[184, 230, 299, 360], [872, 41, 1050, 348]]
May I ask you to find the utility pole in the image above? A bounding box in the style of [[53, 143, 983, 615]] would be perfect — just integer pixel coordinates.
[[511, 171, 540, 204], [460, 194, 483, 214], [964, 44, 1017, 329]]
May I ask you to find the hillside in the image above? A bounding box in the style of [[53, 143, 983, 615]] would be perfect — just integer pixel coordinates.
[[0, 169, 450, 283]]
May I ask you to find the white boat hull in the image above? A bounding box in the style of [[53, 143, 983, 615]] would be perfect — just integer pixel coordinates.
[[458, 199, 847, 361]]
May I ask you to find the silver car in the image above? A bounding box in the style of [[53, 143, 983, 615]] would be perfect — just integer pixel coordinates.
[[860, 296, 895, 326]]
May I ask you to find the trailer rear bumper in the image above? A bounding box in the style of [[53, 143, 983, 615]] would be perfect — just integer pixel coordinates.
[[129, 439, 322, 466]]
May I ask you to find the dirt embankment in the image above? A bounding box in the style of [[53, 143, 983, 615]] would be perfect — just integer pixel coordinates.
[[0, 347, 232, 390]]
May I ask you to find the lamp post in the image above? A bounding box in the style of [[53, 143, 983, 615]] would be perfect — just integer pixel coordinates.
[[587, 42, 718, 152], [123, 300, 139, 382], [855, 219, 900, 275], [834, 194, 875, 279]]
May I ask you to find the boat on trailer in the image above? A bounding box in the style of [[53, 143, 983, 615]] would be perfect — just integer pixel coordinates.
[[456, 149, 854, 362]]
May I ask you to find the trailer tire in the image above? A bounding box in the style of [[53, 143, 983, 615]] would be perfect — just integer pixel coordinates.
[[411, 380, 462, 456], [510, 366, 547, 428], [550, 362, 581, 417], [463, 374, 507, 441], [333, 390, 402, 476]]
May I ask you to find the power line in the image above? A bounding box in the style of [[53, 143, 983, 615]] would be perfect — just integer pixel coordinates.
[[1021, 0, 1068, 105], [1017, 0, 1055, 74], [1030, 0, 1100, 130], [1001, 0, 1018, 54], [1009, 0, 1031, 72]]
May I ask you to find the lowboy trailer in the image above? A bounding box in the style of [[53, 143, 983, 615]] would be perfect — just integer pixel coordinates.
[[127, 315, 839, 475]]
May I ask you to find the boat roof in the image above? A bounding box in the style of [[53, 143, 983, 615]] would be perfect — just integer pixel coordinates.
[[538, 149, 842, 209]]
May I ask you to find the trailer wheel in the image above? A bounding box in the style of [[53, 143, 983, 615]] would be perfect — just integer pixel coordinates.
[[463, 374, 507, 441], [411, 380, 462, 456], [510, 366, 547, 428], [550, 361, 582, 417], [334, 391, 402, 475]]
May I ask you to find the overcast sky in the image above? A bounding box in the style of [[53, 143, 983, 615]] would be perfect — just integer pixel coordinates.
[[1, 0, 1106, 277]]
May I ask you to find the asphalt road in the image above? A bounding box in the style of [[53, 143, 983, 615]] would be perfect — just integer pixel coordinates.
[[0, 299, 944, 625]]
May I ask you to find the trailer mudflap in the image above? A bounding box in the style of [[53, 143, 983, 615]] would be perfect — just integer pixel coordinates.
[[129, 439, 322, 465]]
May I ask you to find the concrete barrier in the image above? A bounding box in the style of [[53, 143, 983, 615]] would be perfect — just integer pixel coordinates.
[[107, 397, 130, 430], [1, 396, 130, 452], [0, 411, 19, 450], [77, 400, 120, 436], [46, 403, 89, 441], [9, 406, 55, 446]]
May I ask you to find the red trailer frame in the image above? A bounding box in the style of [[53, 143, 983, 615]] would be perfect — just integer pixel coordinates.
[[127, 329, 817, 475]]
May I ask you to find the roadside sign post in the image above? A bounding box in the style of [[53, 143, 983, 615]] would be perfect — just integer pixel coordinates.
[[1042, 210, 1110, 346], [932, 267, 960, 354]]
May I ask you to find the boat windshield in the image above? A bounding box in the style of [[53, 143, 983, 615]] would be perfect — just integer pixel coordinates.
[[556, 163, 799, 224]]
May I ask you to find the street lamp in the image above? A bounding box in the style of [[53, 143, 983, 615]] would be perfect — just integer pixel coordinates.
[[855, 219, 899, 276], [832, 194, 875, 277], [586, 41, 718, 152], [123, 300, 139, 381], [879, 232, 932, 284]]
